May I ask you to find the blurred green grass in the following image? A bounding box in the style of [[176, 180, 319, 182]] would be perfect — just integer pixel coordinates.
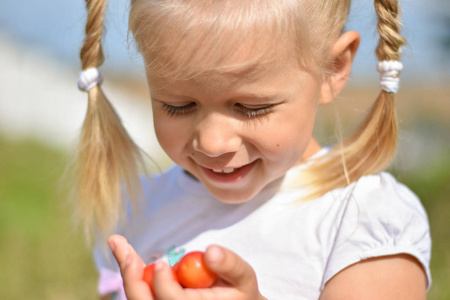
[[0, 134, 448, 299], [0, 137, 97, 299]]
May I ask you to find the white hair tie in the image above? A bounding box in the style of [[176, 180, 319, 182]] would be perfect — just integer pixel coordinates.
[[78, 68, 103, 92], [377, 60, 403, 94]]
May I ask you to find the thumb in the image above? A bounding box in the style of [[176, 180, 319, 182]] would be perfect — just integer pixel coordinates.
[[204, 245, 258, 292]]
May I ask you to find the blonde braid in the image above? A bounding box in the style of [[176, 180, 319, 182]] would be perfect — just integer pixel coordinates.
[[300, 0, 406, 198], [80, 0, 106, 69], [77, 0, 144, 241], [375, 0, 406, 61]]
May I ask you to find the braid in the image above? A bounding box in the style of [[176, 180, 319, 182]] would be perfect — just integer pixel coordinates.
[[375, 0, 406, 61], [300, 0, 406, 199], [80, 0, 106, 69], [76, 0, 144, 241]]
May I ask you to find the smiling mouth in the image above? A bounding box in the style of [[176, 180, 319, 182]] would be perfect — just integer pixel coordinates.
[[212, 168, 236, 174], [201, 161, 257, 184]]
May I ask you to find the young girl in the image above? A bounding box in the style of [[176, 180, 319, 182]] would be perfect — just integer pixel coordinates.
[[76, 0, 431, 299]]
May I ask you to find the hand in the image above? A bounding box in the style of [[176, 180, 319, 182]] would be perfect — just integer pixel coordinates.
[[108, 234, 267, 300]]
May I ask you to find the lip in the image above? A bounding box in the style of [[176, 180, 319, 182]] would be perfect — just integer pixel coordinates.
[[200, 161, 257, 184]]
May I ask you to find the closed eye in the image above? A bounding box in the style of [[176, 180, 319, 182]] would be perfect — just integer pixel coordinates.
[[161, 102, 197, 117], [234, 103, 274, 119]]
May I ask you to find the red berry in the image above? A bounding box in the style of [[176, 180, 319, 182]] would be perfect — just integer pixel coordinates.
[[174, 251, 217, 288], [143, 263, 157, 295], [143, 262, 178, 296]]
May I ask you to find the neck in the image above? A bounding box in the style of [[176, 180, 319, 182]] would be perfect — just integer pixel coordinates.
[[298, 138, 321, 164]]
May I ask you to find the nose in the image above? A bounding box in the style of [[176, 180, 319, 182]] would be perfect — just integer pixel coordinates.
[[192, 113, 242, 157]]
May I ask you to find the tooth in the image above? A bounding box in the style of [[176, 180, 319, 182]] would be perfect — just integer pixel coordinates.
[[212, 168, 235, 174]]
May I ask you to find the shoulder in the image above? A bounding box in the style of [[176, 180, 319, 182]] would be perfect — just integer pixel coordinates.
[[347, 172, 430, 245], [350, 172, 425, 208], [328, 172, 429, 224], [322, 172, 432, 290]]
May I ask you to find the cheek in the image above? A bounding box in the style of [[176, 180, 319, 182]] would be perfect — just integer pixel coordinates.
[[262, 107, 317, 157], [154, 123, 171, 152], [153, 114, 189, 157]]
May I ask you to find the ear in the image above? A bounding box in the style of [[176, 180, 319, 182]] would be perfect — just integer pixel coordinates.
[[320, 31, 360, 105]]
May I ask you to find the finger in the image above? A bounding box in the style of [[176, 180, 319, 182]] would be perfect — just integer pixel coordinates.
[[152, 260, 184, 300], [108, 235, 153, 300], [108, 235, 132, 270], [204, 245, 258, 292], [108, 235, 146, 272]]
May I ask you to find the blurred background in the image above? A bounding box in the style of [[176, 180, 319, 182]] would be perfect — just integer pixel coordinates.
[[0, 0, 448, 299]]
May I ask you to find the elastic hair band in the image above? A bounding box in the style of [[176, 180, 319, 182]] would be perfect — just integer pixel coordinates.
[[78, 68, 103, 92], [377, 60, 403, 94]]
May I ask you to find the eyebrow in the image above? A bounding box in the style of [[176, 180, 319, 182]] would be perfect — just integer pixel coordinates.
[[230, 92, 287, 102]]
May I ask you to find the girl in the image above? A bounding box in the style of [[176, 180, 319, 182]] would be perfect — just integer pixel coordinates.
[[76, 0, 431, 299]]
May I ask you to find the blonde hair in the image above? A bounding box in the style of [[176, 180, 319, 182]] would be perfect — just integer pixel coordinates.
[[130, 0, 310, 80], [76, 0, 406, 238], [300, 0, 406, 198], [77, 0, 145, 240]]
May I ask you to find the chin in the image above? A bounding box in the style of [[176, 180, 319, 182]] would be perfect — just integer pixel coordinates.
[[209, 188, 260, 204]]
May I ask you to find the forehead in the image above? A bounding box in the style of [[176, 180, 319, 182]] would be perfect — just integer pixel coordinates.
[[146, 53, 316, 105], [147, 55, 283, 88], [145, 44, 308, 100], [143, 30, 296, 83]]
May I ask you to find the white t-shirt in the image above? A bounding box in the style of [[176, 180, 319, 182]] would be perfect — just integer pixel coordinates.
[[94, 164, 431, 299]]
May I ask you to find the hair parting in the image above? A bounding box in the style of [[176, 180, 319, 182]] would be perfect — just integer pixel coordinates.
[[77, 0, 145, 241], [301, 0, 406, 199]]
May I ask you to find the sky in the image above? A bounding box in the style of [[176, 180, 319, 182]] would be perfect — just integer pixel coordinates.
[[0, 0, 449, 84]]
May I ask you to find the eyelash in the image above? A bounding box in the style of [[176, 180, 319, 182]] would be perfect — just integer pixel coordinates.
[[161, 102, 274, 119], [162, 103, 197, 117], [234, 104, 274, 119]]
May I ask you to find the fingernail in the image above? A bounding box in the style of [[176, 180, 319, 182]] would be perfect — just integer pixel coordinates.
[[155, 260, 165, 271], [208, 246, 224, 264]]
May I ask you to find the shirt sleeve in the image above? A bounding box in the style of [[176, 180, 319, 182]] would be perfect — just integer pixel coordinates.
[[322, 172, 432, 290]]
